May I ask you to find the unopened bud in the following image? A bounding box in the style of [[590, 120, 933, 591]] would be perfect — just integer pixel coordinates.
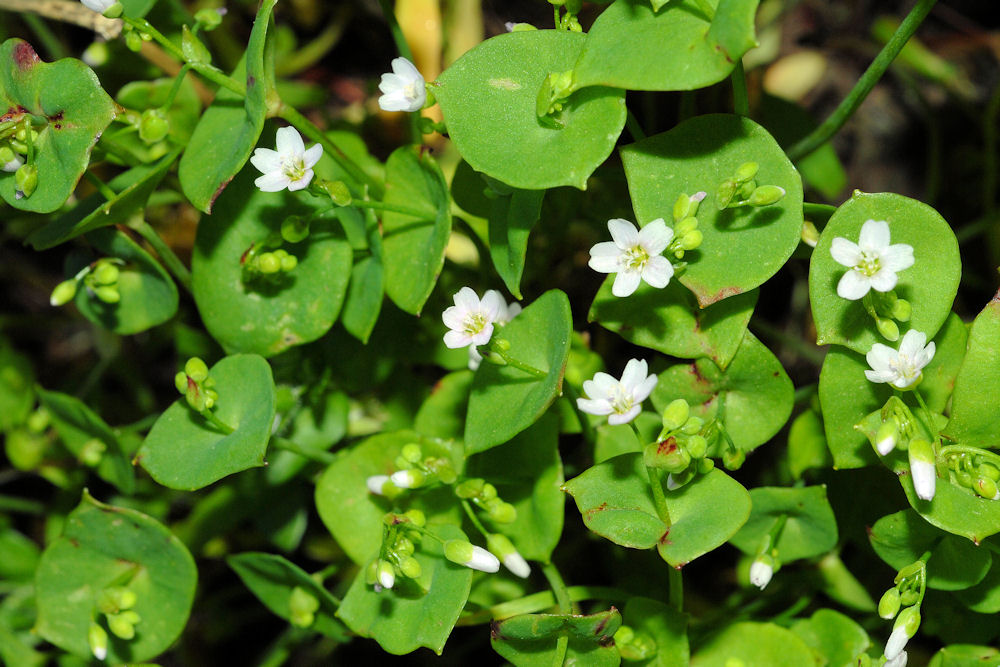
[[101, 2, 123, 18], [281, 216, 310, 243], [444, 540, 500, 572], [681, 416, 704, 435], [14, 163, 37, 198], [93, 286, 120, 304], [674, 216, 698, 237], [894, 605, 920, 636], [376, 560, 395, 590], [79, 438, 106, 467], [974, 476, 998, 500], [88, 621, 109, 661], [680, 229, 703, 250], [661, 399, 690, 431], [320, 180, 352, 206], [398, 555, 422, 579], [401, 443, 422, 463], [908, 439, 936, 501], [125, 29, 143, 52], [879, 587, 902, 619], [875, 421, 898, 456], [390, 469, 426, 489], [455, 478, 484, 499], [404, 508, 426, 527], [184, 357, 209, 382], [194, 7, 224, 30], [487, 534, 531, 578], [181, 25, 212, 64], [748, 185, 786, 207], [257, 252, 281, 274], [734, 161, 759, 183], [876, 317, 900, 342], [138, 109, 169, 144], [289, 586, 319, 627], [801, 220, 820, 248], [723, 447, 745, 470], [892, 299, 912, 322], [50, 279, 78, 306], [487, 499, 517, 524], [644, 438, 691, 473], [685, 434, 707, 459], [92, 261, 120, 286], [716, 179, 736, 209], [106, 610, 140, 639], [981, 463, 1000, 481], [749, 554, 774, 590], [0, 145, 22, 172]]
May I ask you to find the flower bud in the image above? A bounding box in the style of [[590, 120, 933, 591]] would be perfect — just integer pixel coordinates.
[[79, 438, 106, 467], [876, 317, 900, 342], [194, 7, 224, 30], [680, 229, 703, 250], [93, 286, 120, 304], [801, 220, 820, 248], [125, 29, 143, 51], [394, 536, 415, 556], [895, 605, 920, 635], [666, 467, 694, 490], [875, 420, 898, 456], [376, 559, 396, 590], [102, 2, 123, 18], [107, 610, 140, 639], [885, 651, 908, 667], [748, 185, 786, 207], [181, 25, 212, 64], [673, 193, 693, 222], [674, 216, 698, 237], [398, 555, 422, 579], [892, 298, 912, 322], [390, 469, 426, 489], [444, 540, 500, 573], [89, 621, 109, 660], [366, 474, 398, 497], [0, 144, 22, 172], [404, 508, 426, 527], [455, 478, 483, 499], [257, 252, 281, 274], [481, 482, 498, 501], [661, 399, 690, 431], [715, 179, 736, 209], [615, 624, 658, 661], [734, 161, 759, 183], [184, 357, 209, 383], [644, 438, 691, 474], [681, 416, 704, 435], [50, 279, 78, 306], [878, 587, 901, 619], [279, 251, 297, 272], [979, 462, 1000, 481], [698, 457, 715, 473], [289, 586, 319, 627], [401, 443, 422, 463], [92, 261, 120, 286], [320, 180, 353, 206], [974, 476, 998, 500], [685, 434, 707, 459], [749, 554, 774, 590], [908, 439, 936, 501], [899, 588, 919, 606], [138, 109, 169, 144], [487, 534, 531, 578], [281, 216, 310, 243], [722, 447, 745, 470], [486, 499, 517, 524], [14, 163, 37, 199]]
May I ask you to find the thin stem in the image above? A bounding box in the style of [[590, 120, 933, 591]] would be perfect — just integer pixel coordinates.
[[128, 218, 193, 294], [491, 346, 548, 379], [786, 0, 938, 161], [910, 389, 936, 439], [83, 171, 118, 201], [312, 563, 340, 585], [160, 64, 192, 111], [377, 0, 421, 143], [668, 566, 683, 612], [731, 60, 749, 117], [121, 16, 184, 61], [270, 437, 336, 465], [188, 62, 246, 96], [541, 562, 572, 614], [0, 493, 44, 515], [348, 199, 427, 218], [200, 408, 235, 434], [22, 13, 67, 60], [626, 109, 647, 141], [647, 465, 672, 527], [467, 586, 624, 624], [561, 382, 597, 446], [460, 499, 491, 541]]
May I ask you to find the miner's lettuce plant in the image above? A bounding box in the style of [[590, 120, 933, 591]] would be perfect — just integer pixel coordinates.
[[1, 0, 999, 664]]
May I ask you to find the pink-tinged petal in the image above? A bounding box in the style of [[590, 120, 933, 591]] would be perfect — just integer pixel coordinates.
[[286, 169, 314, 191], [303, 144, 324, 168], [249, 147, 281, 174], [837, 271, 871, 300], [391, 57, 422, 82], [858, 219, 890, 251], [453, 286, 480, 311], [577, 398, 613, 416], [642, 256, 674, 289], [898, 330, 927, 358], [607, 218, 639, 249], [588, 373, 618, 396], [830, 237, 862, 267], [881, 243, 915, 272], [866, 343, 897, 372], [442, 305, 466, 330], [633, 375, 658, 403], [619, 359, 648, 391], [589, 242, 622, 273], [480, 290, 506, 321], [638, 218, 674, 254], [612, 269, 642, 297], [468, 347, 483, 371], [275, 126, 304, 155], [444, 330, 471, 348], [469, 322, 494, 347], [254, 171, 290, 192], [868, 268, 898, 293], [608, 405, 641, 425]]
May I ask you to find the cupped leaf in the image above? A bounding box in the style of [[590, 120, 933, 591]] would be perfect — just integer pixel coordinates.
[[650, 332, 793, 456], [690, 622, 815, 667], [789, 609, 870, 667], [0, 39, 116, 213], [35, 491, 197, 663], [729, 486, 838, 562], [137, 354, 276, 490], [622, 114, 803, 307], [491, 608, 622, 667], [589, 278, 756, 370], [191, 168, 352, 357], [621, 597, 689, 667], [809, 191, 960, 353], [573, 0, 758, 91], [336, 523, 473, 656], [944, 294, 1000, 448], [382, 145, 452, 315], [227, 552, 347, 639], [465, 289, 572, 454], [870, 509, 991, 591], [435, 30, 626, 190]]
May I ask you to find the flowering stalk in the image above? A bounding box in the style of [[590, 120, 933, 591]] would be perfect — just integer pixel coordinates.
[[630, 421, 672, 527]]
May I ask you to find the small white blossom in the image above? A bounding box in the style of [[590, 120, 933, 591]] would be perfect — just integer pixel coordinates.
[[442, 287, 505, 350], [884, 626, 909, 661], [1, 154, 23, 173], [830, 219, 914, 300], [81, 0, 116, 12], [250, 126, 323, 192], [909, 439, 937, 501], [390, 469, 424, 489], [468, 292, 521, 370], [865, 330, 935, 390], [366, 475, 391, 495], [377, 564, 395, 591], [577, 359, 658, 426], [749, 557, 773, 590], [463, 546, 501, 573], [589, 218, 674, 297], [885, 651, 908, 667], [378, 57, 426, 113], [501, 551, 531, 579]]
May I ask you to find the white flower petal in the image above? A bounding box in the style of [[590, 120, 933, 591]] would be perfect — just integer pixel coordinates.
[[884, 626, 909, 660], [749, 560, 773, 590], [254, 171, 291, 192], [868, 268, 898, 293], [469, 322, 495, 347], [468, 347, 483, 371], [303, 143, 324, 168], [898, 330, 927, 358], [859, 219, 891, 251], [378, 72, 406, 94], [378, 91, 412, 112], [502, 552, 531, 578], [882, 243, 915, 272], [442, 305, 466, 330], [612, 269, 642, 297], [249, 147, 281, 174], [641, 256, 674, 289], [910, 458, 936, 501], [391, 56, 421, 81], [275, 126, 304, 155], [608, 404, 641, 425], [587, 373, 618, 396], [480, 290, 506, 321], [465, 546, 501, 573], [576, 397, 613, 416], [638, 218, 673, 254], [589, 242, 622, 273], [286, 169, 314, 191], [830, 237, 862, 267], [444, 330, 471, 349], [619, 359, 648, 391], [454, 286, 480, 312], [607, 218, 639, 249], [866, 344, 897, 372], [836, 270, 871, 300], [633, 374, 659, 404]]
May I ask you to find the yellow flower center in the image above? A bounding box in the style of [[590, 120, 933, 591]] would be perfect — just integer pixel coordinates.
[[855, 250, 881, 277], [623, 245, 649, 272]]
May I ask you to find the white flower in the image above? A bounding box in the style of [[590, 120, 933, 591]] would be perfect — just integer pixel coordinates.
[[885, 651, 908, 667], [366, 475, 391, 495], [589, 218, 674, 297], [249, 127, 323, 192], [442, 287, 504, 350], [501, 551, 531, 579], [378, 57, 426, 113], [81, 0, 116, 12], [468, 292, 521, 370], [909, 439, 937, 501], [749, 557, 773, 590], [577, 359, 658, 426], [1, 154, 23, 173], [884, 626, 909, 661], [463, 546, 501, 573], [830, 219, 914, 300], [865, 330, 935, 390], [390, 469, 425, 489]]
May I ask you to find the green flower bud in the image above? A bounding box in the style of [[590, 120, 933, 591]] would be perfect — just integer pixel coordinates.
[[280, 216, 310, 243], [674, 216, 698, 237], [174, 371, 189, 394], [737, 180, 756, 200], [395, 535, 415, 556], [492, 338, 512, 352], [125, 29, 144, 52], [662, 399, 690, 431], [320, 180, 353, 206], [722, 447, 745, 470], [456, 478, 484, 499], [398, 556, 422, 579], [92, 261, 120, 286], [402, 443, 422, 463], [431, 458, 458, 484], [50, 279, 78, 306], [734, 161, 759, 183], [680, 229, 703, 250], [181, 25, 212, 64], [801, 220, 820, 248], [375, 559, 396, 590], [748, 185, 786, 207], [615, 624, 658, 661], [956, 470, 973, 488], [895, 561, 924, 584], [93, 285, 120, 304], [685, 434, 707, 459], [974, 476, 998, 500], [98, 586, 136, 614], [365, 560, 378, 586], [644, 437, 691, 474], [673, 194, 691, 222], [102, 2, 123, 18], [107, 610, 140, 639], [194, 7, 224, 30], [481, 482, 498, 501], [980, 462, 1000, 481], [0, 144, 19, 169], [14, 163, 37, 198], [891, 298, 912, 322], [404, 509, 426, 527], [894, 605, 920, 636], [78, 438, 106, 467], [89, 621, 109, 660], [257, 252, 281, 274], [289, 586, 319, 627], [876, 317, 900, 342], [185, 357, 210, 382], [138, 108, 169, 144], [487, 500, 517, 524], [878, 587, 901, 619], [899, 588, 919, 606], [715, 179, 736, 209], [5, 429, 46, 470], [681, 416, 704, 435], [279, 253, 297, 271], [697, 457, 715, 473]]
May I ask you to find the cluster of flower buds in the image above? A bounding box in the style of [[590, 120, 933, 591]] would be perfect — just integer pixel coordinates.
[[643, 399, 714, 489], [455, 478, 517, 524], [865, 290, 912, 342], [536, 70, 575, 128], [174, 357, 218, 413], [1, 119, 40, 199], [613, 625, 658, 661], [4, 407, 51, 473], [89, 585, 142, 660], [288, 586, 321, 628], [667, 191, 706, 260], [715, 162, 786, 210], [50, 257, 126, 307], [365, 510, 427, 592], [123, 20, 153, 52], [877, 560, 925, 667], [548, 0, 584, 31], [366, 443, 458, 498], [942, 447, 1000, 501], [870, 397, 936, 501], [241, 241, 298, 281]]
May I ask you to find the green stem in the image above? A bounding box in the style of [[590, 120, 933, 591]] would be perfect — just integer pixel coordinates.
[[121, 16, 183, 60], [270, 437, 336, 465], [630, 422, 673, 526], [312, 563, 340, 585], [200, 408, 235, 434], [83, 171, 117, 201], [0, 493, 44, 515], [470, 586, 624, 623], [491, 345, 548, 379], [541, 562, 572, 614], [159, 64, 192, 111], [561, 382, 597, 446], [910, 389, 936, 439], [786, 0, 938, 161], [348, 199, 427, 218], [803, 202, 837, 222], [461, 499, 491, 541], [731, 60, 749, 116], [626, 109, 646, 141], [127, 218, 193, 294], [22, 13, 67, 60], [668, 566, 683, 612], [377, 0, 421, 143]]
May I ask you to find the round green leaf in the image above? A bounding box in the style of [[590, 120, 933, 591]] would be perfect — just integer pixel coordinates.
[[491, 608, 622, 667], [465, 289, 572, 454], [621, 115, 803, 307], [137, 354, 276, 490], [72, 227, 179, 335], [336, 523, 472, 656], [954, 558, 1000, 614], [621, 597, 689, 667], [573, 0, 758, 91], [650, 332, 793, 456], [435, 30, 626, 190], [929, 645, 1000, 667], [809, 191, 960, 353], [729, 486, 838, 563], [35, 491, 197, 663], [414, 370, 473, 441], [870, 509, 991, 591], [191, 169, 352, 357], [0, 39, 116, 213], [589, 278, 757, 369], [690, 622, 815, 667], [789, 609, 870, 667], [944, 295, 1000, 448], [897, 472, 1000, 545]]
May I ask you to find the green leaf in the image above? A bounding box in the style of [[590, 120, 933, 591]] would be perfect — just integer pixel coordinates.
[[870, 509, 991, 591], [35, 491, 197, 663], [594, 411, 661, 464], [315, 430, 463, 565], [382, 145, 452, 315], [622, 115, 803, 307], [944, 295, 1000, 447], [954, 557, 1000, 613], [0, 338, 34, 431], [191, 168, 352, 357], [336, 523, 472, 656], [0, 526, 39, 582], [572, 0, 758, 92], [690, 622, 815, 667], [465, 413, 564, 561], [650, 332, 793, 456], [564, 453, 751, 566], [435, 30, 626, 190], [465, 290, 572, 454], [899, 470, 1000, 546], [72, 227, 179, 335], [787, 408, 831, 479], [0, 39, 116, 213], [26, 149, 179, 250], [341, 256, 384, 344], [37, 387, 134, 494], [491, 608, 622, 667], [137, 354, 276, 490], [789, 609, 870, 667], [589, 279, 756, 369], [729, 486, 838, 562], [809, 191, 960, 353], [488, 188, 544, 300], [622, 597, 689, 667], [415, 370, 474, 441], [177, 0, 277, 213], [227, 552, 347, 639], [928, 645, 1000, 667]]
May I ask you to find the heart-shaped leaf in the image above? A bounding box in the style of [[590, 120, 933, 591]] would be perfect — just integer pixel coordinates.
[[944, 294, 1000, 448], [729, 486, 838, 562]]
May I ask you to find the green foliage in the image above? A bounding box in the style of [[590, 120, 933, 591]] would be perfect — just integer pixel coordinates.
[[729, 486, 838, 562], [944, 296, 1000, 447], [491, 608, 622, 666]]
